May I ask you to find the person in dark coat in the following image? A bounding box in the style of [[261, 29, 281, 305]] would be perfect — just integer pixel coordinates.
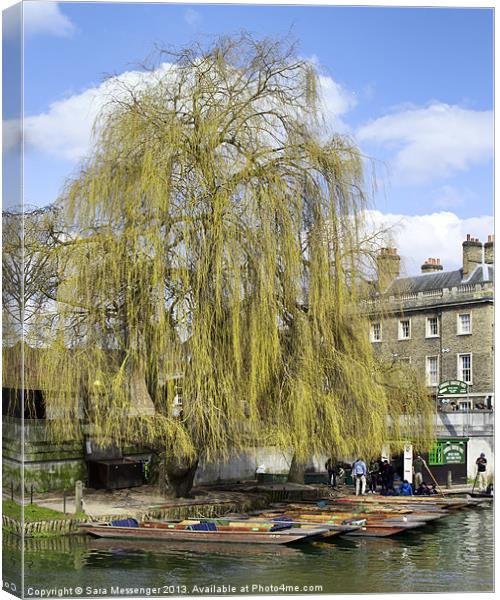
[[475, 453, 488, 492], [368, 461, 380, 494], [325, 458, 337, 488], [380, 460, 395, 494]]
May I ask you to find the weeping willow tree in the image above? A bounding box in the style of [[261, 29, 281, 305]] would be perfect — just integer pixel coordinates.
[[41, 35, 434, 496]]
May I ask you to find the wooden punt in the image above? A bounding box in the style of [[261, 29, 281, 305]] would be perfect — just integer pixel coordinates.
[[275, 501, 413, 515], [275, 503, 447, 522], [264, 506, 447, 524], [335, 496, 471, 511], [303, 510, 443, 524], [81, 522, 329, 545], [344, 521, 426, 537], [191, 517, 362, 539], [87, 537, 302, 558], [252, 511, 427, 538]]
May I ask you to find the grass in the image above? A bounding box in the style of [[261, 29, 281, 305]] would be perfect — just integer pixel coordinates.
[[2, 500, 74, 522]]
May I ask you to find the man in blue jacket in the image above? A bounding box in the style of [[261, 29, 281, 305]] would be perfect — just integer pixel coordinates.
[[352, 458, 367, 496]]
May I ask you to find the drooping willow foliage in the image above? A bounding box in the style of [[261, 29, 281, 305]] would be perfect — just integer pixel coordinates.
[[41, 35, 434, 464]]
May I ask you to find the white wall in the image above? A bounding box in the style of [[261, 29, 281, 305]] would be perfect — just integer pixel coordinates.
[[194, 448, 331, 484], [467, 437, 494, 483]]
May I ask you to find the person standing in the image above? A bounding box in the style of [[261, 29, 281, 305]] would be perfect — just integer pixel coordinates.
[[352, 458, 367, 496], [380, 460, 395, 495], [325, 458, 337, 488], [413, 454, 425, 489], [368, 460, 380, 494], [475, 453, 488, 491]]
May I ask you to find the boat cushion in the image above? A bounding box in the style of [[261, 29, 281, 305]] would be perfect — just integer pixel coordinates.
[[110, 518, 139, 528], [187, 522, 217, 531], [269, 523, 291, 531]]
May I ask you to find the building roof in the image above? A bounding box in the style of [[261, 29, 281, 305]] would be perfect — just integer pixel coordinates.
[[386, 264, 493, 296]]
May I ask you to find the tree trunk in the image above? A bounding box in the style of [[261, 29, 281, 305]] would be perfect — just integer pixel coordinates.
[[165, 456, 199, 498], [157, 452, 168, 496], [147, 449, 169, 496], [287, 453, 306, 484]]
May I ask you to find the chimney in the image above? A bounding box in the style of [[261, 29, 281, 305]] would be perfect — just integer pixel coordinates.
[[421, 257, 443, 274], [377, 247, 400, 290], [462, 234, 483, 278], [484, 234, 494, 265]]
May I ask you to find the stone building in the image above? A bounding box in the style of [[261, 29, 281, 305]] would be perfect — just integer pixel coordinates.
[[369, 235, 494, 483]]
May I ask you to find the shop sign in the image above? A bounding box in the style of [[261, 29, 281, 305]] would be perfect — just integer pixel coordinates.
[[438, 380, 468, 396], [442, 441, 465, 464]]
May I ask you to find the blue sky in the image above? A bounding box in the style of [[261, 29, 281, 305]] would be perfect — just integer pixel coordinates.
[[4, 2, 495, 273]]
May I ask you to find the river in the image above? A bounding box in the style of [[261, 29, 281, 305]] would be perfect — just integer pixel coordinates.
[[3, 506, 493, 597]]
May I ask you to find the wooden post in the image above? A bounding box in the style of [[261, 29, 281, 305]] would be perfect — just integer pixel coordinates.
[[422, 458, 445, 496], [63, 490, 67, 515], [447, 471, 452, 489], [30, 484, 33, 505], [75, 480, 83, 514]]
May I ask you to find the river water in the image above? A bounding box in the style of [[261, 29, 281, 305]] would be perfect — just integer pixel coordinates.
[[3, 506, 493, 597]]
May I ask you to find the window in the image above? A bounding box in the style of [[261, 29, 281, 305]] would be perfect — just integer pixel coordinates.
[[458, 353, 472, 384], [426, 316, 439, 338], [399, 319, 411, 340], [426, 356, 439, 386], [428, 442, 443, 466], [371, 322, 382, 342], [457, 313, 471, 335]]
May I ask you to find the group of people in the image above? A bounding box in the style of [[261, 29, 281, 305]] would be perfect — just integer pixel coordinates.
[[325, 451, 491, 497], [353, 454, 436, 497], [326, 457, 395, 496]]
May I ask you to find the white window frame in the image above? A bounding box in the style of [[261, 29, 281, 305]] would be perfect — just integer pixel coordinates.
[[425, 355, 439, 387], [457, 313, 472, 336], [426, 316, 440, 338], [371, 322, 382, 343], [457, 353, 473, 385], [398, 318, 411, 340]]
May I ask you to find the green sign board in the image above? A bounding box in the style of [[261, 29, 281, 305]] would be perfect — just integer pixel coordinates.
[[442, 441, 466, 464], [438, 379, 468, 396]]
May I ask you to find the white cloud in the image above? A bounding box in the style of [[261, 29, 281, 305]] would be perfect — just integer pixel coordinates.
[[22, 63, 354, 162], [23, 65, 172, 161], [357, 103, 493, 185], [23, 2, 76, 37], [184, 8, 202, 27], [318, 74, 357, 133], [364, 209, 493, 275]]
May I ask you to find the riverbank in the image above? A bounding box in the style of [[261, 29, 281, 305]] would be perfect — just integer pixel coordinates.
[[2, 480, 483, 538], [4, 503, 493, 595], [3, 481, 323, 537]]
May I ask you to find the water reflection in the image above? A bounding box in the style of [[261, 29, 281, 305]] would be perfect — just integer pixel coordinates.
[[3, 507, 493, 596]]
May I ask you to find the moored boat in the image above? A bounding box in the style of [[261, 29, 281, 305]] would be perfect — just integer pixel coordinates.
[[272, 503, 448, 522], [251, 510, 429, 538], [334, 496, 472, 511], [80, 518, 329, 545], [191, 517, 362, 539]]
